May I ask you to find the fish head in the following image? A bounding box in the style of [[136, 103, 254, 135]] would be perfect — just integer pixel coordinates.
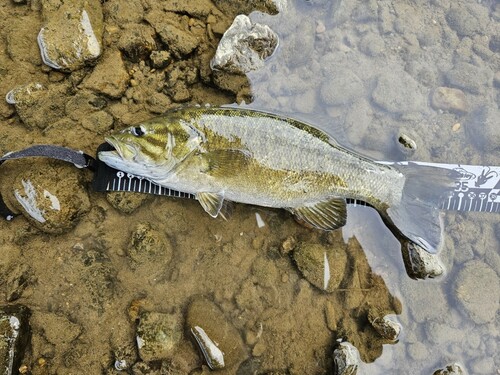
[[98, 118, 203, 180]]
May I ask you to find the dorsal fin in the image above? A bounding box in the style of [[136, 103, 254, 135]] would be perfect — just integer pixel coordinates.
[[289, 197, 347, 231]]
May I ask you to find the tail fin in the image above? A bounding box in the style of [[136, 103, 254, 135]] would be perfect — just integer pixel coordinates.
[[384, 164, 456, 254]]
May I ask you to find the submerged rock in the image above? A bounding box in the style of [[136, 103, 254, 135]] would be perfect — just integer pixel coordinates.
[[400, 241, 444, 279], [367, 308, 401, 342], [186, 297, 247, 372], [0, 305, 31, 375], [396, 132, 417, 157], [431, 87, 468, 114], [332, 341, 359, 375], [433, 362, 466, 375], [293, 240, 347, 292], [136, 311, 183, 362], [1, 161, 90, 234], [38, 0, 103, 71], [211, 15, 278, 74], [127, 222, 173, 267], [453, 260, 499, 324]]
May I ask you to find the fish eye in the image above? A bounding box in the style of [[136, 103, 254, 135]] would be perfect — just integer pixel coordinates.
[[131, 126, 145, 137]]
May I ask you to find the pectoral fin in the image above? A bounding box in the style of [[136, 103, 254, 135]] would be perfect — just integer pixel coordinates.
[[196, 191, 225, 218], [203, 149, 251, 177], [290, 198, 347, 231]]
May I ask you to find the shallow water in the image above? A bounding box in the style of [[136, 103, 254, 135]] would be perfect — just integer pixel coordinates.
[[0, 0, 498, 374]]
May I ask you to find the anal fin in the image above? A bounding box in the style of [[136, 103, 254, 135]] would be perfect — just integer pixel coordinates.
[[197, 191, 224, 218], [290, 197, 347, 231]]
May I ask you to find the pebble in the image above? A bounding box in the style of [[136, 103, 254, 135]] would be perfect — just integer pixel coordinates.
[[371, 69, 426, 116], [145, 11, 200, 57], [432, 363, 465, 375], [445, 62, 492, 94], [400, 241, 444, 279], [396, 132, 418, 157], [367, 308, 401, 341], [38, 0, 103, 71], [320, 68, 364, 106], [136, 311, 183, 362], [332, 342, 359, 375], [83, 50, 130, 98], [127, 222, 173, 266], [117, 24, 156, 62], [210, 15, 278, 74], [359, 33, 385, 57], [150, 50, 171, 69], [106, 192, 150, 214], [1, 161, 90, 234], [0, 305, 31, 374], [292, 240, 347, 292], [104, 0, 144, 25], [453, 260, 499, 324], [186, 297, 247, 372], [430, 87, 468, 114]]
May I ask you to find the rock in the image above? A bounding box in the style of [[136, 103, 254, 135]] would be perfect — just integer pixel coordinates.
[[117, 24, 156, 62], [453, 260, 499, 324], [38, 0, 103, 71], [1, 160, 91, 234], [83, 50, 130, 98], [5, 15, 42, 65], [358, 33, 385, 57], [367, 308, 401, 342], [432, 363, 466, 375], [430, 87, 468, 114], [186, 297, 247, 372], [106, 191, 150, 214], [6, 82, 67, 129], [292, 239, 348, 292], [332, 342, 359, 375], [127, 222, 173, 266], [400, 241, 444, 280], [320, 69, 364, 106], [136, 311, 183, 362], [371, 69, 426, 116], [145, 11, 200, 57], [150, 50, 171, 69], [104, 0, 144, 24], [445, 62, 492, 94], [210, 15, 278, 74], [396, 132, 417, 157], [465, 106, 500, 153], [0, 305, 31, 375], [80, 110, 114, 134], [445, 4, 488, 38]]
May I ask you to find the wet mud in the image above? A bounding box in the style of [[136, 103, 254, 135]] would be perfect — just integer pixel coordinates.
[[0, 0, 498, 374]]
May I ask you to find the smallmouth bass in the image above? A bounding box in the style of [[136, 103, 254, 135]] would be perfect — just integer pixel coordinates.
[[99, 107, 449, 253]]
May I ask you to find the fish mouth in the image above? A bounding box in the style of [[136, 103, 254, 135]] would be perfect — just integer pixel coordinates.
[[103, 136, 137, 160]]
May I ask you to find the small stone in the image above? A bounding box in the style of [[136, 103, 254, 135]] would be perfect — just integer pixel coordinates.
[[127, 222, 173, 266], [431, 87, 468, 114], [83, 50, 130, 98], [446, 62, 492, 94], [453, 260, 499, 324], [320, 69, 364, 106], [400, 241, 444, 279], [117, 24, 156, 62], [0, 305, 31, 375], [332, 342, 359, 375], [432, 363, 466, 375], [367, 308, 401, 341], [136, 311, 183, 362], [150, 50, 171, 69], [38, 0, 103, 71], [292, 240, 348, 292], [80, 110, 114, 134], [210, 15, 278, 74], [106, 192, 150, 214], [186, 297, 247, 372], [396, 133, 417, 157], [359, 33, 385, 57], [104, 0, 144, 24], [145, 11, 199, 57], [371, 69, 426, 116], [281, 236, 296, 254], [451, 123, 461, 132]]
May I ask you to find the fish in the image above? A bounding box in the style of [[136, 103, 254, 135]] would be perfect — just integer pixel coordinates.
[[99, 107, 451, 253]]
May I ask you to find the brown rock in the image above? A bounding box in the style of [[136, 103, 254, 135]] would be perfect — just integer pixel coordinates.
[[431, 87, 468, 114], [83, 50, 130, 98]]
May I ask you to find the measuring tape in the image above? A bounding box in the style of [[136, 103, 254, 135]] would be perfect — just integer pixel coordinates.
[[0, 144, 499, 220]]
